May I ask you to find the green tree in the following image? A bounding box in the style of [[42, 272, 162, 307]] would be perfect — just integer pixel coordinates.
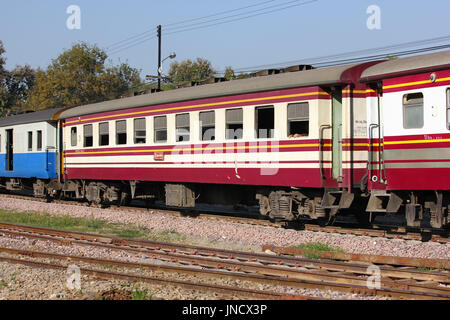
[[0, 40, 7, 113], [224, 66, 236, 81], [167, 58, 216, 87], [110, 61, 143, 96], [236, 72, 251, 80], [27, 42, 143, 110], [4, 65, 36, 114], [223, 66, 251, 80]]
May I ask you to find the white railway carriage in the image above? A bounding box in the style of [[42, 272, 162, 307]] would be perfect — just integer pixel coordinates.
[[360, 50, 450, 228]]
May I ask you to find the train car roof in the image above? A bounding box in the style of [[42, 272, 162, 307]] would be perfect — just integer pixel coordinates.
[[57, 62, 369, 120], [0, 108, 63, 128], [359, 50, 450, 82]]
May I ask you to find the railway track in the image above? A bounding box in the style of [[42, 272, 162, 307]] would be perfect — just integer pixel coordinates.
[[261, 245, 450, 270], [0, 247, 308, 300], [0, 193, 448, 244], [0, 222, 449, 299]]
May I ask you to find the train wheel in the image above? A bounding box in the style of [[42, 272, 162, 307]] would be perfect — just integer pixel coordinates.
[[356, 212, 375, 227], [86, 182, 103, 205], [318, 208, 337, 227]]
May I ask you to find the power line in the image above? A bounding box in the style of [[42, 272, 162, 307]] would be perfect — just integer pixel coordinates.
[[106, 0, 277, 53], [311, 44, 450, 67], [227, 45, 450, 75], [106, 0, 318, 55], [215, 35, 450, 75], [123, 44, 450, 97], [108, 34, 157, 56], [164, 0, 276, 27], [164, 0, 318, 36], [106, 31, 156, 52], [163, 0, 315, 33]]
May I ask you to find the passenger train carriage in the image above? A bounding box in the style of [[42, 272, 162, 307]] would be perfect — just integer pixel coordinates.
[[0, 108, 61, 192], [361, 51, 450, 228], [0, 50, 449, 229]]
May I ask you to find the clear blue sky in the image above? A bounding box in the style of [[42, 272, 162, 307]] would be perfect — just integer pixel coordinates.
[[1, 0, 449, 78]]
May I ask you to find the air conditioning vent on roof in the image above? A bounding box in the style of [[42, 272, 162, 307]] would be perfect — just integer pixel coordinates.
[[249, 65, 314, 78], [250, 69, 281, 77], [283, 65, 314, 73], [198, 77, 227, 85]]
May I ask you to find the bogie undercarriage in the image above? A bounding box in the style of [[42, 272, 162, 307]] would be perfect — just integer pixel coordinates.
[[0, 177, 448, 229]]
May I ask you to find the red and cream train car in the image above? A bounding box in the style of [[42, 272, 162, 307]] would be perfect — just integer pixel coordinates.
[[56, 61, 378, 223], [361, 51, 450, 228], [50, 50, 450, 228]]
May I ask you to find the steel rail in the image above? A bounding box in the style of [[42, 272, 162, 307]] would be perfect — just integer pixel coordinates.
[[0, 223, 449, 297], [0, 222, 448, 283], [0, 246, 448, 300], [262, 245, 450, 270], [0, 252, 307, 300], [0, 221, 447, 281]]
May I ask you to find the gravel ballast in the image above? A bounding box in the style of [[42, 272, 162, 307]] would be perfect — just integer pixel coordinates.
[[0, 197, 447, 260], [0, 194, 447, 300], [0, 233, 386, 300]]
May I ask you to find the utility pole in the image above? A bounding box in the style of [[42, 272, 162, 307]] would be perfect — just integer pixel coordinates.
[[157, 25, 162, 92]]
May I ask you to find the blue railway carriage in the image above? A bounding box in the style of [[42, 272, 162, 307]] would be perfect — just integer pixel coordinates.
[[0, 108, 62, 194]]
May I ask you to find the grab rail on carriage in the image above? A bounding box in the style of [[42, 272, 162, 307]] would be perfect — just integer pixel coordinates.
[[368, 124, 380, 183], [319, 124, 332, 180]]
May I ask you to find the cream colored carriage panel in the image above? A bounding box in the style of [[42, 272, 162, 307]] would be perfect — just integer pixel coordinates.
[[166, 113, 175, 144], [215, 109, 226, 141], [274, 102, 287, 140], [242, 106, 255, 141]]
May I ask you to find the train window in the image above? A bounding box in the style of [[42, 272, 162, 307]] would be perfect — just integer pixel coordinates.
[[287, 102, 309, 137], [83, 124, 93, 147], [255, 106, 274, 138], [403, 93, 424, 129], [200, 111, 215, 141], [71, 127, 77, 147], [154, 116, 167, 143], [447, 88, 450, 130], [37, 131, 42, 151], [176, 113, 190, 142], [27, 131, 33, 151], [116, 120, 127, 145], [134, 118, 146, 144], [99, 122, 109, 146], [226, 108, 243, 140]]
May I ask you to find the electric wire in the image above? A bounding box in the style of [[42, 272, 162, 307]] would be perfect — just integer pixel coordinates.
[[107, 0, 318, 55], [216, 36, 450, 75], [164, 0, 318, 35], [106, 0, 277, 53]]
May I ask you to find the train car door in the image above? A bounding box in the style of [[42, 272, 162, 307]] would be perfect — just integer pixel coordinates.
[[6, 129, 13, 171], [331, 89, 343, 182]]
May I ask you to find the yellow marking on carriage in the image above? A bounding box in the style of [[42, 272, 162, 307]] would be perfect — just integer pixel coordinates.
[[341, 90, 367, 94], [64, 142, 333, 156], [341, 142, 383, 147], [64, 91, 330, 125], [384, 138, 450, 145], [383, 76, 450, 90]]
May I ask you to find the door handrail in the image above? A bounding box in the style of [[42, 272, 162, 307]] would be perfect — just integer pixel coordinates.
[[319, 124, 332, 180], [368, 124, 379, 182]]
